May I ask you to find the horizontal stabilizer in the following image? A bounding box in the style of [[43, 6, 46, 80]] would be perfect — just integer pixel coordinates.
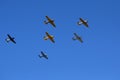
[[72, 37, 76, 40], [38, 55, 42, 58], [44, 36, 48, 40], [44, 21, 48, 24], [77, 22, 82, 25], [5, 38, 10, 42]]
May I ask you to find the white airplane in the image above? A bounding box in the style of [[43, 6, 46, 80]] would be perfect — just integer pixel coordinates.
[[77, 18, 88, 27], [44, 32, 55, 43], [72, 33, 83, 43], [44, 16, 56, 27], [38, 51, 48, 59]]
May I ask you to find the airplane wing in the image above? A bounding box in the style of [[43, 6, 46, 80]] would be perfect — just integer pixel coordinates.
[[49, 38, 55, 43], [46, 32, 50, 37], [77, 37, 83, 43], [7, 34, 11, 39], [11, 39, 16, 44], [83, 22, 88, 27], [74, 33, 78, 37], [44, 55, 48, 59], [80, 18, 84, 23], [46, 16, 51, 21], [72, 33, 78, 40], [50, 22, 56, 27], [41, 51, 45, 55]]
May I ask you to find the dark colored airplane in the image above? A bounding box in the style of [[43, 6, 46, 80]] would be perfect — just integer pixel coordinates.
[[5, 34, 16, 44], [44, 16, 56, 27], [72, 33, 83, 43], [77, 18, 88, 27], [38, 51, 48, 59], [44, 32, 55, 43]]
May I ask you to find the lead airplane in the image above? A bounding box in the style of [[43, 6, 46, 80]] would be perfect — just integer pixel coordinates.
[[5, 34, 16, 44], [72, 33, 83, 43], [44, 32, 55, 43], [44, 16, 56, 27], [77, 18, 88, 27], [38, 51, 48, 59]]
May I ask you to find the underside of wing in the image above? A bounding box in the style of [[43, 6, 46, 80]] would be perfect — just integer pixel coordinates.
[[83, 22, 88, 27], [45, 32, 50, 36], [7, 34, 11, 38], [80, 18, 84, 22], [50, 22, 56, 27], [74, 33, 78, 37], [50, 38, 55, 43], [46, 16, 51, 21], [44, 56, 48, 59], [11, 40, 16, 44], [77, 37, 83, 43]]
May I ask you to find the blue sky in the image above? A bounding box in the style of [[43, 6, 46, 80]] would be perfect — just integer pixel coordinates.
[[0, 0, 120, 80]]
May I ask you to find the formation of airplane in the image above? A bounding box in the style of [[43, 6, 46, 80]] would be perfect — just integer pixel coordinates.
[[72, 33, 83, 43], [44, 32, 55, 43], [3, 16, 89, 60], [77, 18, 88, 27], [38, 51, 48, 59], [5, 34, 16, 44], [44, 16, 56, 27]]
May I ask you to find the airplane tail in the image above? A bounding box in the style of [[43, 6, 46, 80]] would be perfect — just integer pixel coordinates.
[[44, 21, 48, 24], [77, 22, 82, 25], [44, 36, 48, 40], [5, 38, 10, 43], [72, 37, 76, 40], [38, 55, 42, 58]]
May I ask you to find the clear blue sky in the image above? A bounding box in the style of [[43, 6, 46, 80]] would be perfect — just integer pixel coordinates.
[[0, 0, 120, 80]]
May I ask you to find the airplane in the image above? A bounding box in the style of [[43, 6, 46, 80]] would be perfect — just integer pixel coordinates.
[[72, 33, 83, 43], [38, 51, 48, 59], [77, 18, 88, 27], [44, 32, 55, 43], [44, 16, 56, 27], [5, 34, 16, 44]]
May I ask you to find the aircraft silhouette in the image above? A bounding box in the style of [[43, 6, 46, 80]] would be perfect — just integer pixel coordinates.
[[72, 33, 83, 43], [44, 16, 56, 27], [38, 51, 48, 59], [5, 34, 16, 44], [77, 18, 88, 27], [44, 32, 55, 43]]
